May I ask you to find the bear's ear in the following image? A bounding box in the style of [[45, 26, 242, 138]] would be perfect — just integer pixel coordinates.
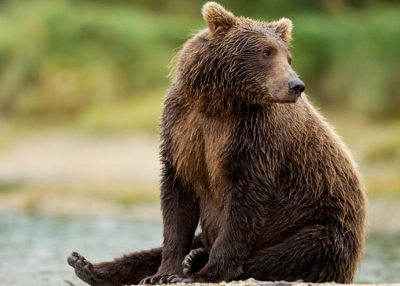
[[202, 2, 236, 36], [268, 18, 293, 45]]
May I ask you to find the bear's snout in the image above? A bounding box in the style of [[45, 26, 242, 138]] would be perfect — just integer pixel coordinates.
[[288, 79, 305, 100], [288, 78, 306, 100]]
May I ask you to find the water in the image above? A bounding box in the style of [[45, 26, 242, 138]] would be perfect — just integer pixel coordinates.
[[0, 213, 163, 286], [0, 213, 399, 285]]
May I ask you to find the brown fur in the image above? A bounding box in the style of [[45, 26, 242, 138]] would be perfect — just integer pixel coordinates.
[[68, 2, 367, 285], [171, 105, 232, 198]]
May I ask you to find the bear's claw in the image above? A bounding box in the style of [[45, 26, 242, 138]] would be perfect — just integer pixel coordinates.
[[169, 275, 193, 284], [139, 275, 175, 285]]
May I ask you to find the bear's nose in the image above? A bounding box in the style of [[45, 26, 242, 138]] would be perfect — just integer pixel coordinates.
[[288, 79, 305, 98]]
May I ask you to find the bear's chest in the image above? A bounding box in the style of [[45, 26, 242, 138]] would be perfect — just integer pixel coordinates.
[[170, 109, 232, 197]]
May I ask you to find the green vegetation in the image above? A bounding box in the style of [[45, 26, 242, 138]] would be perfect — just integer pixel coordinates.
[[0, 0, 399, 132], [80, 88, 165, 133], [0, 0, 193, 130]]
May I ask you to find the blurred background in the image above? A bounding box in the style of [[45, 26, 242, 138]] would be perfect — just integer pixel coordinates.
[[0, 0, 399, 285]]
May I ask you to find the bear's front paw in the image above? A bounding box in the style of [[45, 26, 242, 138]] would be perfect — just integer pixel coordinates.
[[182, 248, 209, 276]]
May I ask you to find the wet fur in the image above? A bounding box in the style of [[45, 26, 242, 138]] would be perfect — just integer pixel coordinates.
[[68, 2, 366, 285]]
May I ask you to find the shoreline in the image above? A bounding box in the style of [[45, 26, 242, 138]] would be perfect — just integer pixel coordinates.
[[1, 192, 400, 234]]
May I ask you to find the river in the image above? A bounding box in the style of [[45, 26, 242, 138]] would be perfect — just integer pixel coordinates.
[[0, 213, 399, 285]]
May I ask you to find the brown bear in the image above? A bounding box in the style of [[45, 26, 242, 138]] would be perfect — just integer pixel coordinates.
[[68, 2, 367, 285]]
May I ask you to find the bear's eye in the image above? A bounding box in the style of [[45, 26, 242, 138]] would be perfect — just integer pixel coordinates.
[[262, 49, 273, 59]]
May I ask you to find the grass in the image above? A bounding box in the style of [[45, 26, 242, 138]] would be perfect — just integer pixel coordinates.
[[326, 112, 400, 198], [0, 87, 165, 151], [78, 88, 165, 134], [0, 182, 161, 219]]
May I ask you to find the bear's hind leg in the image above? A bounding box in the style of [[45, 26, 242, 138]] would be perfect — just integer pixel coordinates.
[[240, 226, 360, 283], [68, 247, 162, 286], [68, 235, 204, 285]]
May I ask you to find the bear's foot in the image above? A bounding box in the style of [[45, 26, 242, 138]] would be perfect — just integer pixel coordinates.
[[68, 252, 117, 286], [182, 248, 209, 276]]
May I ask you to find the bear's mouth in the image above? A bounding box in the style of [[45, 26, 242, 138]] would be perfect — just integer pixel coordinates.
[[267, 87, 301, 104]]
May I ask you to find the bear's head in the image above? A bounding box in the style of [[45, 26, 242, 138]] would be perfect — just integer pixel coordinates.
[[175, 2, 305, 113]]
